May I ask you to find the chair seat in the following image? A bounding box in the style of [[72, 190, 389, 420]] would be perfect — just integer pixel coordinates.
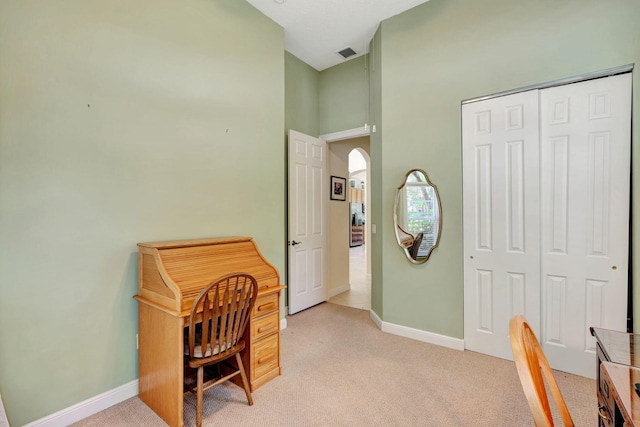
[[185, 341, 226, 358]]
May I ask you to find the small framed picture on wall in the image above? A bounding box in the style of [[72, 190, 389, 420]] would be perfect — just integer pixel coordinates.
[[330, 176, 347, 201]]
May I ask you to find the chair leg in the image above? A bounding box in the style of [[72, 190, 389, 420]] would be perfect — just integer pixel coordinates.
[[235, 353, 253, 406], [196, 366, 204, 427]]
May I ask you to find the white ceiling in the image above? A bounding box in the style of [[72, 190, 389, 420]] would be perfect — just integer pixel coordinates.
[[246, 0, 430, 71]]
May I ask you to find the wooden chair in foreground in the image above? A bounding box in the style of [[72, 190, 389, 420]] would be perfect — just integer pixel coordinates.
[[509, 315, 574, 427], [184, 273, 258, 427]]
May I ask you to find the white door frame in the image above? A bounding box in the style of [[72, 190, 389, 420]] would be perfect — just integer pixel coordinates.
[[320, 127, 373, 284], [286, 126, 371, 316], [287, 130, 329, 315], [320, 126, 369, 143]]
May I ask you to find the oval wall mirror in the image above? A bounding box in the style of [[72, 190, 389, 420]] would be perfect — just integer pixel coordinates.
[[394, 169, 442, 264]]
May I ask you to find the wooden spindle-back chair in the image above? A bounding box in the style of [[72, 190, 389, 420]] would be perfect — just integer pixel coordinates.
[[184, 273, 258, 427], [509, 315, 574, 427]]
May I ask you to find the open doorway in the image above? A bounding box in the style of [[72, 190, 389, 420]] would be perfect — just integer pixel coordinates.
[[329, 147, 371, 310]]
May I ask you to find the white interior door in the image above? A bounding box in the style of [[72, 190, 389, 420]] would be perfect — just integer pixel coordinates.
[[462, 90, 541, 360], [539, 73, 631, 377], [463, 73, 631, 378], [288, 130, 328, 315]]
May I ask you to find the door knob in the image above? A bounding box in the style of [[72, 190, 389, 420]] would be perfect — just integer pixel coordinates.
[[289, 240, 301, 246]]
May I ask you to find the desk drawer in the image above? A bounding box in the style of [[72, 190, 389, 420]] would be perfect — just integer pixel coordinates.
[[597, 394, 613, 427], [252, 311, 279, 341], [600, 364, 615, 414], [253, 293, 278, 317], [251, 333, 279, 381]]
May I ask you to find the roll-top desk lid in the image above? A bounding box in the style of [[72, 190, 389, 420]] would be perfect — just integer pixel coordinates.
[[135, 236, 283, 316]]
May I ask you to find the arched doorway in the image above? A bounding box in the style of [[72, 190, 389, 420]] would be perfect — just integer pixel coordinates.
[[328, 146, 371, 310]]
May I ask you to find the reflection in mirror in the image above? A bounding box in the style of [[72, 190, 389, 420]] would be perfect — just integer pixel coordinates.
[[394, 169, 442, 264]]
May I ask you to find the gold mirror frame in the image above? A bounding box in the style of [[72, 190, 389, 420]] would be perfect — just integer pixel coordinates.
[[393, 168, 442, 264]]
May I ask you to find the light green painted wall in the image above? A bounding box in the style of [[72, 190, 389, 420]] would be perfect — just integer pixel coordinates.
[[369, 30, 384, 317], [0, 0, 284, 425], [285, 52, 320, 138], [318, 55, 369, 135], [378, 0, 640, 337]]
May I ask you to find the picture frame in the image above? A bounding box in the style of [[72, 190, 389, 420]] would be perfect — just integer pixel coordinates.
[[330, 176, 347, 201]]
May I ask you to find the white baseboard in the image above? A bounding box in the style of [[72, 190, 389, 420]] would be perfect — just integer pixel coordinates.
[[23, 380, 138, 427], [370, 310, 464, 351], [25, 317, 288, 427], [329, 284, 350, 298], [382, 320, 464, 351], [369, 308, 383, 329]]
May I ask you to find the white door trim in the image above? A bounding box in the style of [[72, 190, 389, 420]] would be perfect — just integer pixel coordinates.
[[288, 130, 328, 314], [320, 126, 369, 143], [462, 64, 633, 105]]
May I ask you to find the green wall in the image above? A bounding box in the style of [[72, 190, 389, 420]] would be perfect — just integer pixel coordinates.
[[319, 55, 370, 135], [369, 30, 384, 317], [0, 0, 284, 425], [286, 50, 370, 140], [378, 0, 640, 337], [285, 52, 320, 138]]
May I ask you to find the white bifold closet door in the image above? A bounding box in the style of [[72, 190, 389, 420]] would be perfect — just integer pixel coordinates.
[[463, 73, 631, 378]]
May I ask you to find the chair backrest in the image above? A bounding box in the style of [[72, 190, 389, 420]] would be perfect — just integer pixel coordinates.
[[509, 315, 574, 427], [187, 273, 258, 360], [409, 232, 423, 260]]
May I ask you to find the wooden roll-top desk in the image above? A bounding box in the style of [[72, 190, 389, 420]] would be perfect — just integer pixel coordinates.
[[134, 237, 285, 427]]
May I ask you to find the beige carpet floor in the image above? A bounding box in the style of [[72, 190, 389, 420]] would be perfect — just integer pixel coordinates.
[[71, 302, 596, 426]]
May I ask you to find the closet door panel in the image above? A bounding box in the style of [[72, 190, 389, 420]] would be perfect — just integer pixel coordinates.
[[463, 90, 541, 360], [548, 136, 569, 253], [463, 73, 631, 379], [475, 144, 493, 250], [540, 73, 631, 378]]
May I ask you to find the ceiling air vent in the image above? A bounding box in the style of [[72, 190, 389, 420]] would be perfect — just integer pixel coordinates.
[[337, 47, 357, 59]]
